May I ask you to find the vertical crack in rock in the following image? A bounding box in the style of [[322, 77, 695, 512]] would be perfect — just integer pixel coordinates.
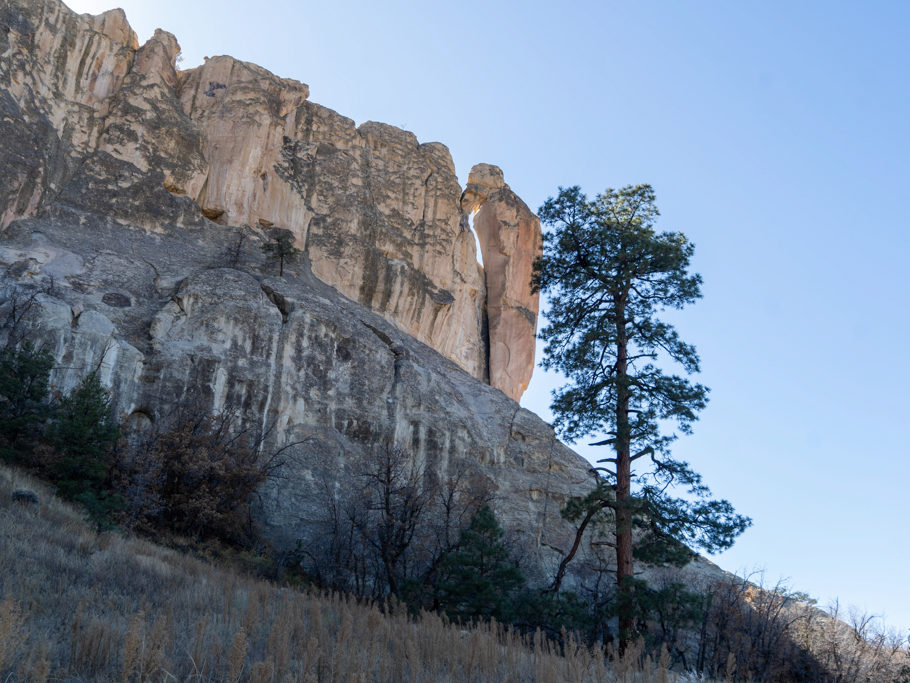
[[171, 293, 187, 316], [261, 282, 291, 324], [536, 427, 558, 550], [505, 404, 521, 462], [260, 282, 292, 449], [360, 320, 403, 423], [260, 326, 283, 452]]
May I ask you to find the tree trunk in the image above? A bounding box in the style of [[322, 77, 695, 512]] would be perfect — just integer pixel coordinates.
[[615, 296, 634, 653]]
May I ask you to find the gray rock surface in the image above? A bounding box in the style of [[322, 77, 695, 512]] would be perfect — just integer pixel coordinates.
[[0, 215, 593, 585]]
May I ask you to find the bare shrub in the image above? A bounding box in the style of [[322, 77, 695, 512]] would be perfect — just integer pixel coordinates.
[[693, 573, 824, 680], [301, 445, 492, 601], [113, 400, 284, 544], [690, 571, 910, 682], [799, 600, 910, 682]]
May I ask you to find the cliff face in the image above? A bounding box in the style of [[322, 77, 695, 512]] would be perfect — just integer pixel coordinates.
[[0, 0, 585, 579], [0, 0, 541, 401], [462, 165, 542, 401]]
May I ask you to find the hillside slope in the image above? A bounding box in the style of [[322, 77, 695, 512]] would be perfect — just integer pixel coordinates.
[[0, 466, 696, 681]]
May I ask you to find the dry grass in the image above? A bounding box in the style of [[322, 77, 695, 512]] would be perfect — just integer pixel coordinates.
[[0, 464, 708, 682]]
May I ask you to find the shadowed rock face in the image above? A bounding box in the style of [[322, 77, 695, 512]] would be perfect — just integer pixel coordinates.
[[0, 0, 548, 395]]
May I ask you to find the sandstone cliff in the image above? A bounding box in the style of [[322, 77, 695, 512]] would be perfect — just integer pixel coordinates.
[[0, 0, 541, 401], [0, 0, 585, 583], [462, 164, 542, 401]]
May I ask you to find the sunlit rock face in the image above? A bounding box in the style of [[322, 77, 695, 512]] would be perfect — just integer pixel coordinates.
[[0, 1, 137, 229], [462, 164, 542, 402], [175, 57, 489, 382], [1, 0, 506, 389], [0, 0, 544, 397]]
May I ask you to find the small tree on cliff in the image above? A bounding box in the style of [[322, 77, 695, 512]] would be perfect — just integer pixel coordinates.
[[534, 184, 750, 651], [260, 231, 301, 276], [48, 371, 122, 525]]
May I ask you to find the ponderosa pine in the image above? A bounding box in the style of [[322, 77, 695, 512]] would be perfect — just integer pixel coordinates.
[[534, 184, 750, 650]]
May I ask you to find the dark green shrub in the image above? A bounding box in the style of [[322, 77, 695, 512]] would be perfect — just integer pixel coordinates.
[[47, 371, 122, 526], [435, 505, 525, 623], [0, 342, 53, 462], [514, 590, 593, 641]]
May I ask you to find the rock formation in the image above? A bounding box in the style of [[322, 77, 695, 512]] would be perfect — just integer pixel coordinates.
[[0, 0, 729, 593], [462, 164, 542, 401], [1, 0, 548, 399], [0, 0, 572, 580]]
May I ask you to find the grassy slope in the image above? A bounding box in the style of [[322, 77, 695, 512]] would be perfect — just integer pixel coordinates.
[[0, 465, 699, 682]]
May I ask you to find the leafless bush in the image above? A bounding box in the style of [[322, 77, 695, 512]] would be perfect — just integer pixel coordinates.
[[301, 445, 491, 601], [690, 572, 910, 682], [0, 279, 62, 347], [692, 573, 822, 680], [113, 400, 288, 544], [798, 599, 910, 682], [0, 287, 41, 347]]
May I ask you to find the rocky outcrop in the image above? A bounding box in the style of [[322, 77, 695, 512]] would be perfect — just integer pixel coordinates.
[[2, 0, 537, 395], [462, 164, 542, 401], [175, 56, 488, 382], [0, 0, 559, 568], [0, 216, 589, 584]]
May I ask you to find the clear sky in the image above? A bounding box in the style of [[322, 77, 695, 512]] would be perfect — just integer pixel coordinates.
[[64, 0, 910, 632]]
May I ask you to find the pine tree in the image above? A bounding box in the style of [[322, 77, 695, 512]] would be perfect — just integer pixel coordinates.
[[535, 184, 750, 650], [260, 231, 301, 276], [48, 372, 122, 524], [435, 505, 525, 623], [0, 342, 53, 462]]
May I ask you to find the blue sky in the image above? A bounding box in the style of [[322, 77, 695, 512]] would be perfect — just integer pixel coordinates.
[[65, 0, 910, 631]]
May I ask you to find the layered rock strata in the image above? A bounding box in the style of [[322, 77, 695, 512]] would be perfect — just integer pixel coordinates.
[[1, 0, 543, 399]]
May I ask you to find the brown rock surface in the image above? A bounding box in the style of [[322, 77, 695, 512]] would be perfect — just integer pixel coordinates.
[[463, 164, 542, 401], [0, 0, 137, 228], [97, 28, 208, 202]]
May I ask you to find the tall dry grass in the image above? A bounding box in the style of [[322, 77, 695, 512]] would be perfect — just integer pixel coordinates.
[[0, 464, 704, 682]]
